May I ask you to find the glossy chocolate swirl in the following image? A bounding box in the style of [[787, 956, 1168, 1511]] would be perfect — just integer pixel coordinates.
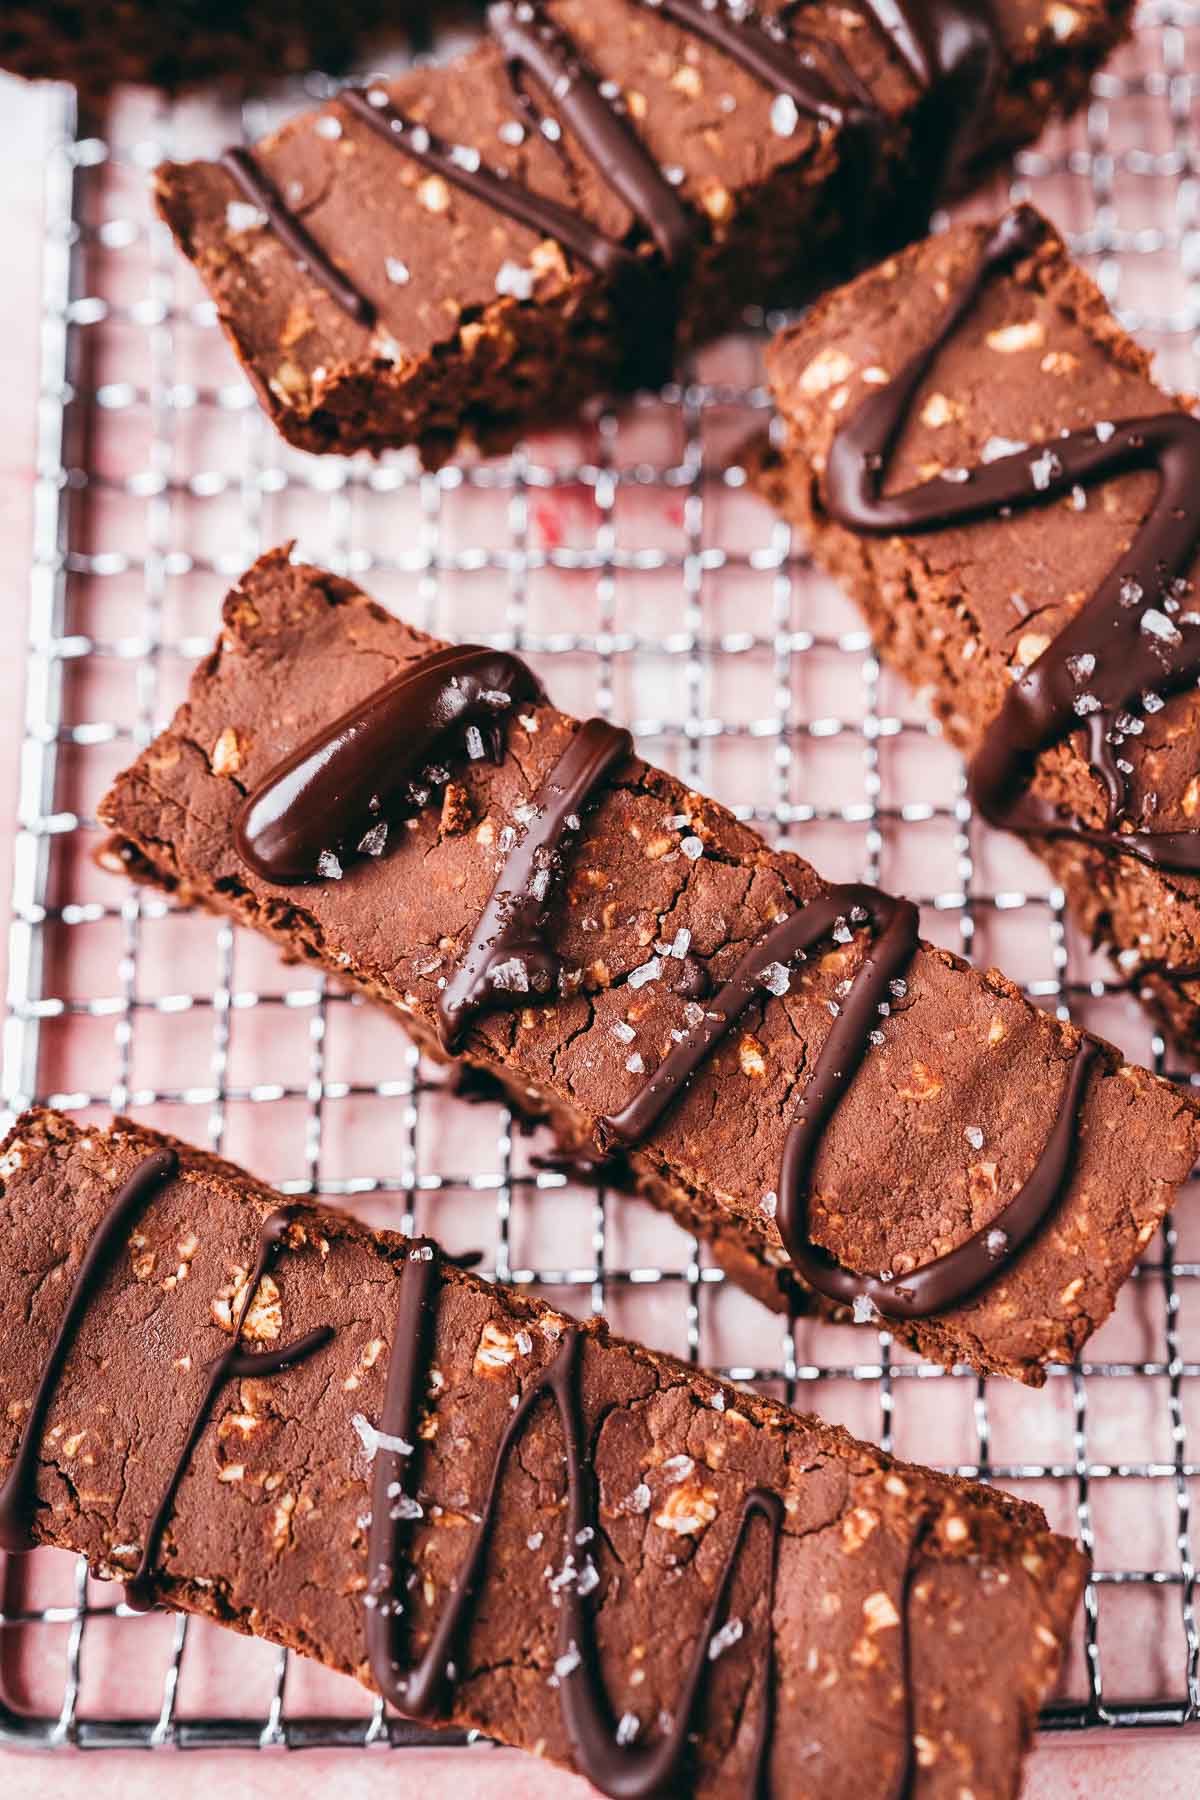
[[601, 880, 1094, 1318], [236, 645, 544, 885], [824, 204, 1200, 876], [438, 716, 633, 1048], [366, 1243, 793, 1798], [0, 1152, 333, 1601]]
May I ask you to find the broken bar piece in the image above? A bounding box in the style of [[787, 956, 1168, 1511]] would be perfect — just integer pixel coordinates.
[[97, 546, 1200, 1383], [152, 0, 1134, 463], [759, 204, 1200, 1057], [0, 1107, 1086, 1795]]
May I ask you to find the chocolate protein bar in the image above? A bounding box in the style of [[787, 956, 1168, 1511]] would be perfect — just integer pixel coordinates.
[[758, 204, 1200, 1056], [0, 1107, 1087, 1796], [97, 546, 1200, 1384], [1, 0, 426, 97], [153, 0, 1133, 463]]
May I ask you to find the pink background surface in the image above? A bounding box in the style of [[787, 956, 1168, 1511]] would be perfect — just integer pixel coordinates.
[[2, 25, 1200, 1797]]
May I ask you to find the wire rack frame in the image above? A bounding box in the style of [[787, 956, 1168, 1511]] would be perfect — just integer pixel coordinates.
[[4, 0, 1200, 1757]]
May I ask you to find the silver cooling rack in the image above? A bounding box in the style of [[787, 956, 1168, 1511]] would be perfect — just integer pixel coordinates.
[[4, 1, 1200, 1759]]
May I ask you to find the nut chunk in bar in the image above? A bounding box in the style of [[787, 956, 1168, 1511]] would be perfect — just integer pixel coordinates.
[[153, 0, 1134, 462], [759, 204, 1200, 1057], [1, 1109, 1086, 1796], [97, 547, 1200, 1385]]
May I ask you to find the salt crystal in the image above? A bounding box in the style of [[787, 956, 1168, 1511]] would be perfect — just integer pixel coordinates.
[[317, 849, 344, 880], [1072, 693, 1101, 717], [576, 1561, 600, 1596], [1119, 576, 1143, 607], [1114, 711, 1144, 736], [661, 1454, 694, 1482], [527, 1531, 544, 1550], [1141, 608, 1182, 646], [625, 1052, 645, 1074], [566, 813, 581, 831], [351, 1414, 413, 1461], [576, 1527, 594, 1545], [1071, 485, 1087, 511], [552, 1642, 582, 1684], [771, 93, 799, 136], [889, 978, 907, 999], [986, 1228, 1009, 1260], [680, 836, 704, 861], [611, 1020, 636, 1044], [1065, 653, 1095, 684], [499, 119, 526, 146], [669, 927, 691, 959], [451, 143, 481, 172], [627, 1482, 651, 1513], [708, 1616, 744, 1661], [852, 1294, 877, 1324], [849, 905, 869, 924], [980, 435, 1027, 462], [513, 802, 537, 825], [1029, 448, 1062, 490], [530, 867, 550, 902], [226, 200, 267, 232], [663, 164, 685, 186], [315, 115, 342, 139], [390, 1494, 424, 1522], [616, 1713, 640, 1747], [495, 259, 535, 300], [758, 960, 792, 997], [964, 1124, 984, 1150], [826, 1000, 841, 1017], [682, 1001, 705, 1028], [942, 466, 970, 484], [481, 688, 512, 709], [516, 1329, 533, 1355], [869, 1029, 885, 1047], [1142, 691, 1165, 713], [1095, 420, 1115, 442], [760, 1190, 778, 1219], [710, 1389, 726, 1411], [668, 814, 690, 829], [628, 957, 662, 989], [358, 821, 388, 857], [832, 917, 853, 944], [489, 957, 530, 993]]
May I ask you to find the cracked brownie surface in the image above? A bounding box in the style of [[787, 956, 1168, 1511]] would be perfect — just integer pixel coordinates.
[[0, 1107, 1085, 1796], [97, 547, 1200, 1384]]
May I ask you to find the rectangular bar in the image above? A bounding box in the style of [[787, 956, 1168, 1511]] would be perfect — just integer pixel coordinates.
[[97, 546, 1200, 1383], [153, 0, 1133, 462], [760, 206, 1200, 1056], [0, 1107, 1086, 1794]]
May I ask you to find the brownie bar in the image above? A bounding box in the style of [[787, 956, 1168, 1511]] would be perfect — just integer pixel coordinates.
[[0, 1107, 1086, 1794], [153, 0, 1132, 464], [1, 1, 433, 97], [97, 546, 1200, 1384], [759, 207, 1200, 1058]]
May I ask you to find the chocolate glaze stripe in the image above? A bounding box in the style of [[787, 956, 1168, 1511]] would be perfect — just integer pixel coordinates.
[[236, 645, 544, 885], [602, 880, 1095, 1320], [367, 1245, 791, 1798], [0, 1148, 179, 1553], [438, 717, 633, 1049], [220, 147, 374, 327], [340, 89, 638, 284], [824, 204, 1200, 876], [488, 1, 694, 267], [123, 1207, 333, 1613]]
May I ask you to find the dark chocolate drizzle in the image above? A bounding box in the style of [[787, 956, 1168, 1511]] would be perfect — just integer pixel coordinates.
[[366, 1243, 789, 1798], [219, 147, 375, 327], [0, 1149, 179, 1554], [488, 2, 694, 267], [221, 0, 1000, 382], [601, 880, 1095, 1319], [438, 716, 633, 1048], [123, 1206, 333, 1613], [0, 1157, 332, 1598], [236, 645, 544, 885], [824, 203, 1200, 877]]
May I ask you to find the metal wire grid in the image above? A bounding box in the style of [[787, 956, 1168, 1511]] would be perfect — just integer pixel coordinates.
[[4, 1, 1200, 1757]]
